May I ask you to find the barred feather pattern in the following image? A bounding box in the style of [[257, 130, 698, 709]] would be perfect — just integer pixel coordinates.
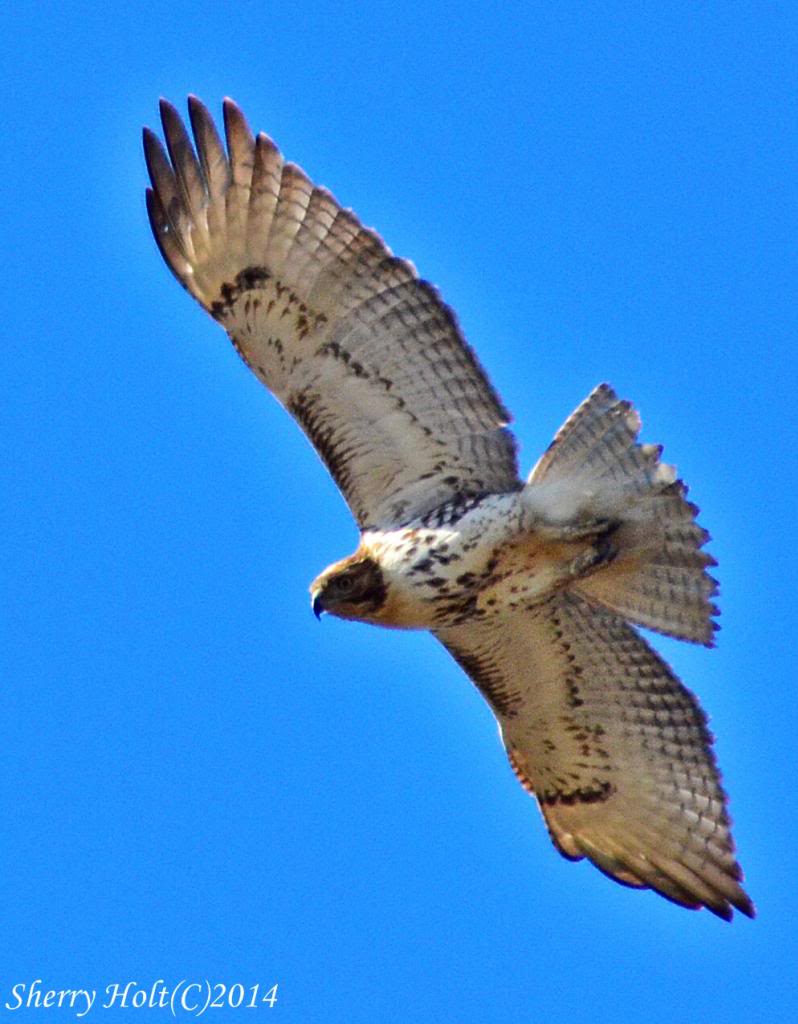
[[526, 385, 719, 645], [435, 592, 753, 921], [144, 97, 519, 529]]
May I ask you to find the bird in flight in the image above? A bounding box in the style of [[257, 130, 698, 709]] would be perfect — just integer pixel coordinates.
[[144, 97, 753, 921]]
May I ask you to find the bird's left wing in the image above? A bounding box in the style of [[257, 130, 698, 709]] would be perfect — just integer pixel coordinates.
[[144, 98, 519, 529], [433, 592, 754, 920]]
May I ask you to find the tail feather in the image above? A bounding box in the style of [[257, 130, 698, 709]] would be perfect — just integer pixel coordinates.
[[530, 383, 674, 497], [526, 384, 718, 645], [575, 482, 718, 644]]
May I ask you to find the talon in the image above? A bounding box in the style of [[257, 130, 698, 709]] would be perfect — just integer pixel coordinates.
[[567, 535, 618, 579]]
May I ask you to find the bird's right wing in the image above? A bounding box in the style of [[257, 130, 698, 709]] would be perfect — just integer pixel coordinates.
[[434, 591, 753, 920], [144, 98, 519, 530]]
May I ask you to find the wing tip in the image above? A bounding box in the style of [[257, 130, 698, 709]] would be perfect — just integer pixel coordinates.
[[158, 96, 181, 124], [222, 95, 254, 145], [142, 125, 169, 185], [699, 886, 756, 922]]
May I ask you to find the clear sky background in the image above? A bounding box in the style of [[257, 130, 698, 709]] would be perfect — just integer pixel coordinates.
[[3, 3, 796, 1021]]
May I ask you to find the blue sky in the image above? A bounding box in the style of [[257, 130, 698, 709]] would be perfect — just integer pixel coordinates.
[[3, 2, 796, 1021]]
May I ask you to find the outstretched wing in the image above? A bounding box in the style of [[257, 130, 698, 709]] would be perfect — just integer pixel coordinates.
[[434, 591, 753, 920], [144, 98, 519, 529]]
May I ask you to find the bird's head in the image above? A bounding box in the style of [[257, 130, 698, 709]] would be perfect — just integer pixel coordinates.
[[310, 553, 387, 623]]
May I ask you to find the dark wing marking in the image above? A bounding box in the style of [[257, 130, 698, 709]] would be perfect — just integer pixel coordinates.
[[144, 97, 520, 528]]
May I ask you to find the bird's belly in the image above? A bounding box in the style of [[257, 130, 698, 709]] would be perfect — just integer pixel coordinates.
[[475, 535, 598, 614]]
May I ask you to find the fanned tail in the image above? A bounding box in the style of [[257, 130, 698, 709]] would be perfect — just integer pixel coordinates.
[[525, 384, 718, 645]]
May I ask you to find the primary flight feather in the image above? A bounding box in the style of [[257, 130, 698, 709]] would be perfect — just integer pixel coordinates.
[[144, 97, 753, 921]]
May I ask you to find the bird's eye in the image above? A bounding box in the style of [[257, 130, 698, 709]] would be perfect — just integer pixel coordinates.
[[335, 575, 354, 593]]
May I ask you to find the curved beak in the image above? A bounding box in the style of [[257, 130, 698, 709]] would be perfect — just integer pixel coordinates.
[[311, 590, 325, 620]]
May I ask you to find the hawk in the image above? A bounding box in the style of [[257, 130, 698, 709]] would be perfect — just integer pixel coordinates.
[[144, 97, 753, 920]]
